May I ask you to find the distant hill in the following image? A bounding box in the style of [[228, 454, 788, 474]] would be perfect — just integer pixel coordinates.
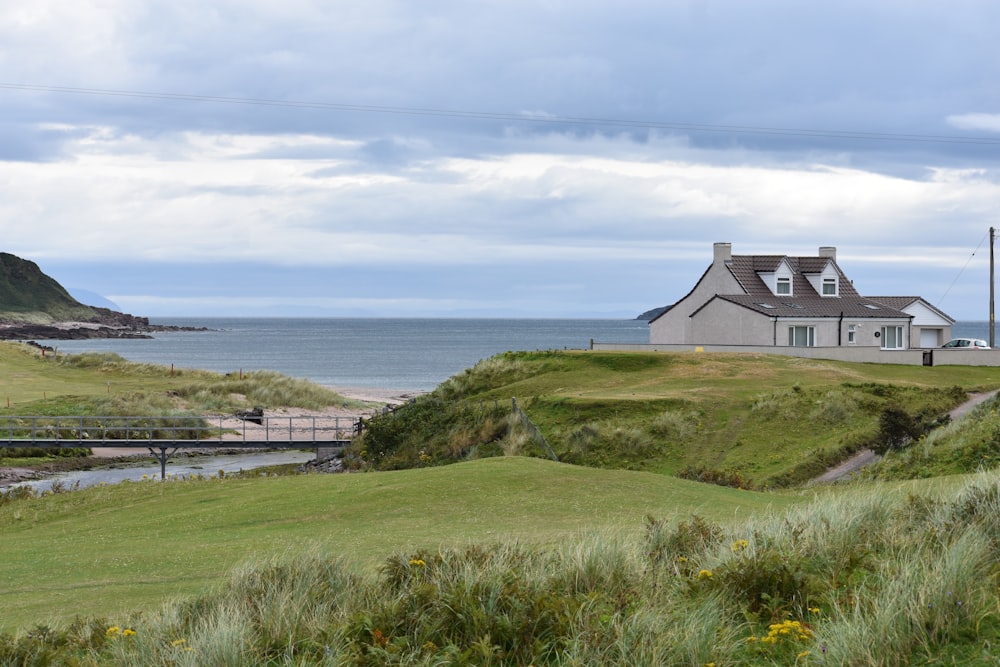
[[67, 287, 121, 311], [0, 253, 98, 324], [0, 252, 169, 339], [636, 305, 670, 321]]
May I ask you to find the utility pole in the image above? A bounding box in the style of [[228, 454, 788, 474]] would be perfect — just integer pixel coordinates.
[[992, 226, 996, 348]]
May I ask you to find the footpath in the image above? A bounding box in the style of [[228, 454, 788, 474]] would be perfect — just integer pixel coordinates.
[[813, 389, 1000, 484]]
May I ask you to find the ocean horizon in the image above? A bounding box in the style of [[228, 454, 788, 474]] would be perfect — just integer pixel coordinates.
[[47, 317, 651, 391], [41, 317, 996, 392]]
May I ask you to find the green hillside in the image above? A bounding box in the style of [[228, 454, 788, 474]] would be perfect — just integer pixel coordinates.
[[351, 350, 1000, 487], [0, 252, 96, 323]]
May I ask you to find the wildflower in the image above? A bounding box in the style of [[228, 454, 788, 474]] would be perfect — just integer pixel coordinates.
[[171, 639, 187, 647], [409, 558, 426, 567], [122, 628, 136, 637], [797, 650, 811, 658], [731, 539, 749, 552], [808, 607, 821, 614], [697, 569, 713, 579], [761, 619, 814, 646], [677, 556, 688, 563], [106, 626, 121, 637]]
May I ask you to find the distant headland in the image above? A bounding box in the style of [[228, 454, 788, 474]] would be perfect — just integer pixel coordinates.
[[0, 252, 204, 340]]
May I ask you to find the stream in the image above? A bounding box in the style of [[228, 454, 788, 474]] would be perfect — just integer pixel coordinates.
[[4, 450, 317, 493]]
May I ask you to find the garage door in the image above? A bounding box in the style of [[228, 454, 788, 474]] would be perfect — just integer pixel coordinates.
[[920, 329, 941, 348]]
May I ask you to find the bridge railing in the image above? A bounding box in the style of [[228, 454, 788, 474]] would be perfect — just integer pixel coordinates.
[[0, 414, 360, 447]]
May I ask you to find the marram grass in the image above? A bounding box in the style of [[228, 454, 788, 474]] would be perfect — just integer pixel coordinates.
[[5, 470, 1000, 665]]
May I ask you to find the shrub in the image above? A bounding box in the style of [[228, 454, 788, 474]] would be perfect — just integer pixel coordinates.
[[677, 465, 753, 489]]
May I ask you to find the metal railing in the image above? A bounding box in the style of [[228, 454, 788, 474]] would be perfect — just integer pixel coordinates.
[[0, 414, 361, 448]]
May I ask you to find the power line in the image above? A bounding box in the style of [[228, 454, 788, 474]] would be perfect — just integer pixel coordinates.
[[937, 228, 991, 309], [3, 81, 1000, 146]]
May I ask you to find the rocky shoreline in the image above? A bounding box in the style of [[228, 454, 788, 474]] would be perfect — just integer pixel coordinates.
[[0, 312, 209, 341]]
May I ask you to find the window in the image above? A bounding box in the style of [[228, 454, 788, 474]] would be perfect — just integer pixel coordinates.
[[848, 324, 856, 344], [881, 326, 904, 350], [776, 277, 791, 295], [788, 326, 815, 347], [822, 278, 837, 295]]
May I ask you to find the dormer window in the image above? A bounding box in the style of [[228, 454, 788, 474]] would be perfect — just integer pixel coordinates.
[[776, 277, 791, 295], [822, 277, 837, 296]]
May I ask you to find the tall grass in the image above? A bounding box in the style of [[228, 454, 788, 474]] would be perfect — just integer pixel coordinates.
[[5, 472, 1000, 665]]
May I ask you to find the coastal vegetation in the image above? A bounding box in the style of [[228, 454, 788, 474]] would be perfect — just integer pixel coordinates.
[[2, 464, 1000, 665], [0, 343, 360, 415], [351, 350, 1000, 486], [7, 343, 1000, 663]]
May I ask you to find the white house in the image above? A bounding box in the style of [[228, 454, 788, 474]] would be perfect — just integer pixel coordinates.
[[649, 243, 949, 350]]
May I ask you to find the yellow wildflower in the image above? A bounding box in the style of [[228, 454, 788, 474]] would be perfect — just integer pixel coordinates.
[[409, 558, 426, 567], [697, 569, 713, 579], [732, 539, 749, 552]]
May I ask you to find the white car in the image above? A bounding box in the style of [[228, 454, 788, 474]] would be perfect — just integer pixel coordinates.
[[941, 338, 991, 350]]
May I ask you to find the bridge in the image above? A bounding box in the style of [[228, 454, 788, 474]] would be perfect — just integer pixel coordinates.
[[0, 414, 363, 480]]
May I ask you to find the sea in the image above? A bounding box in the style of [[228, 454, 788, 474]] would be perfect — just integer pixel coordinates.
[[36, 318, 995, 392], [45, 318, 652, 391]]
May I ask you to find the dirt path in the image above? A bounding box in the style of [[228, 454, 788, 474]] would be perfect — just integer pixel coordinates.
[[812, 389, 1000, 484]]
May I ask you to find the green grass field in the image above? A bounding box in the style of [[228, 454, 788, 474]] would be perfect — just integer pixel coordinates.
[[0, 457, 803, 631]]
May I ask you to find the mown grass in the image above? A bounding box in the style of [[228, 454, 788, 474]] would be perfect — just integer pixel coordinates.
[[0, 457, 795, 632], [4, 467, 1000, 665], [353, 350, 997, 487]]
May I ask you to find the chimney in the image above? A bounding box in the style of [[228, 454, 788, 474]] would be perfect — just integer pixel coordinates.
[[818, 246, 837, 261], [713, 242, 732, 264]]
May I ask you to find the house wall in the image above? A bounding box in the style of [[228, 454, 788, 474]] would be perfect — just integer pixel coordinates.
[[689, 299, 775, 345], [649, 243, 743, 344], [688, 301, 913, 349], [590, 343, 1000, 368]]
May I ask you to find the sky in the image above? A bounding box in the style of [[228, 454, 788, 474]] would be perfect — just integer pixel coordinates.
[[2, 1, 1000, 321]]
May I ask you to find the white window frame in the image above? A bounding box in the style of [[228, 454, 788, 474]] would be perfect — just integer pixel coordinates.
[[880, 325, 904, 350], [788, 325, 815, 347], [822, 277, 838, 296], [847, 324, 856, 344], [776, 277, 792, 295]]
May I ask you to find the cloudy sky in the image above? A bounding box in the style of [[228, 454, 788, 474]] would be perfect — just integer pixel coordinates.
[[3, 1, 1000, 320]]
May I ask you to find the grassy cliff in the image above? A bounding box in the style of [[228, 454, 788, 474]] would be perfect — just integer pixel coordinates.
[[0, 252, 97, 323]]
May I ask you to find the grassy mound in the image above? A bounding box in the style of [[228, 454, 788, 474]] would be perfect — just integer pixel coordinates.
[[349, 350, 996, 487]]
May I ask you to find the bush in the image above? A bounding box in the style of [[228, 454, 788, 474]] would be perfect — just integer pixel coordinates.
[[677, 465, 753, 489]]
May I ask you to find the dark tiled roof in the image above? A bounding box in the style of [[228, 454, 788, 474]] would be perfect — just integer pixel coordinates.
[[867, 296, 955, 324], [717, 255, 911, 319]]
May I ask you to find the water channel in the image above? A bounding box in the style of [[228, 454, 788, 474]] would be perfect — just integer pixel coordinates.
[[4, 450, 317, 493]]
